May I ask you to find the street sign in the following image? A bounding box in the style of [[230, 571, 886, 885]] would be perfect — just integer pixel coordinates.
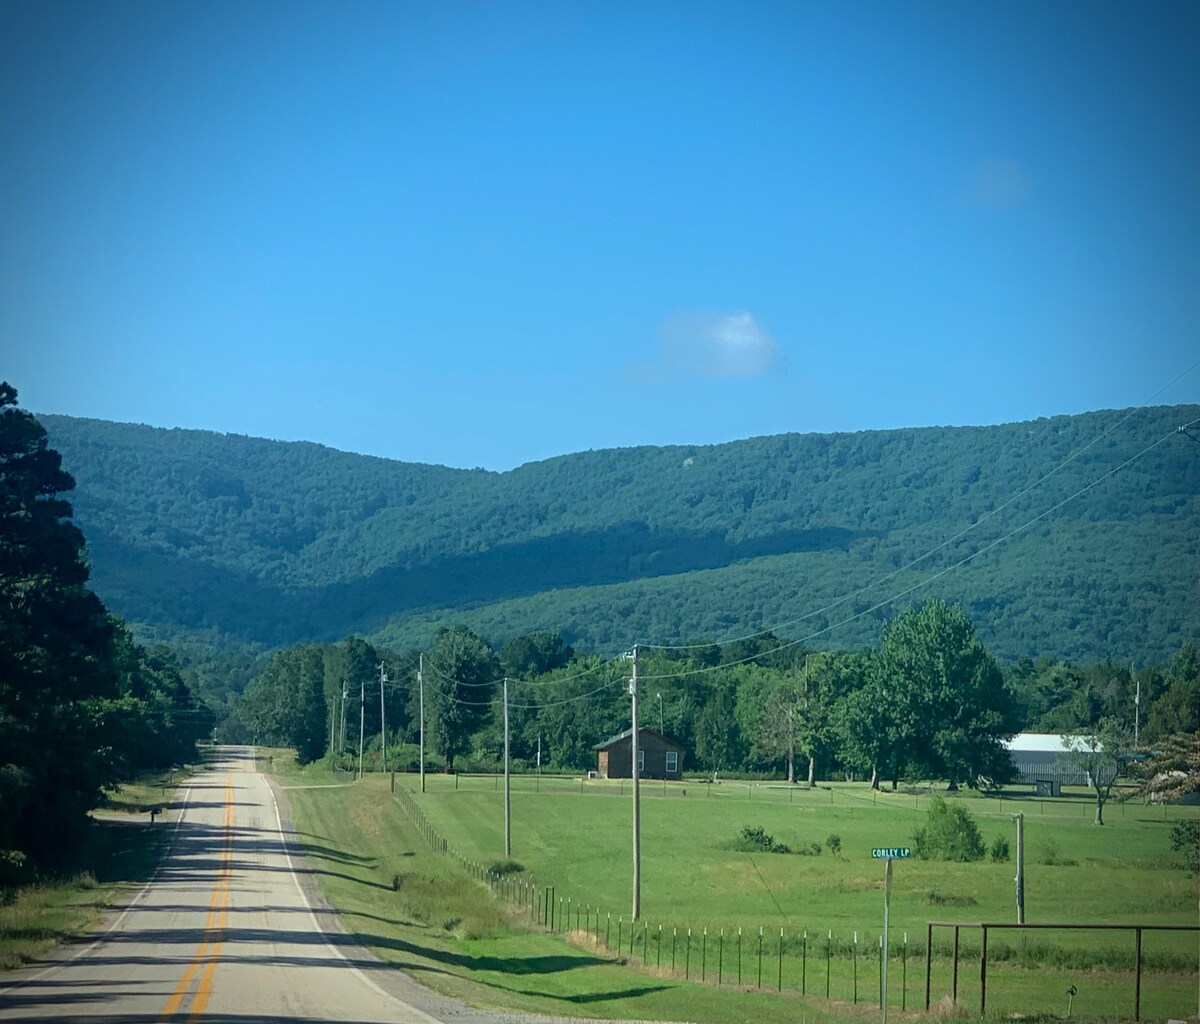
[[871, 847, 911, 859]]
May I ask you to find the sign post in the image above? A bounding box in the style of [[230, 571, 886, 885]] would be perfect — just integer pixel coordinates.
[[870, 848, 910, 1024]]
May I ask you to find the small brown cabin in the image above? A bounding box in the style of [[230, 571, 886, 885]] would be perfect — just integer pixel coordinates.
[[593, 727, 684, 781]]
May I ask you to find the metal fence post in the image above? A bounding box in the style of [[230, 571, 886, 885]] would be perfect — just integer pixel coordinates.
[[979, 925, 988, 1017], [1134, 926, 1143, 1021], [952, 926, 960, 1006], [925, 923, 933, 1012], [758, 926, 763, 988]]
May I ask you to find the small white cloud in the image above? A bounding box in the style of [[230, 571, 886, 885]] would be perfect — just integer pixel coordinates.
[[966, 157, 1029, 208], [634, 311, 783, 380]]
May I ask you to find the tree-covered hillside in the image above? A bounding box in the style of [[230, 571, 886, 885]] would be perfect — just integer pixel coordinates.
[[40, 406, 1200, 665]]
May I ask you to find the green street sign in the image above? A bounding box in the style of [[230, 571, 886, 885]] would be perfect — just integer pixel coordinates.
[[871, 847, 911, 859]]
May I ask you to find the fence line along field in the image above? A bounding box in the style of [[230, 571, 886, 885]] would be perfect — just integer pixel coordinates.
[[395, 772, 1199, 1022]]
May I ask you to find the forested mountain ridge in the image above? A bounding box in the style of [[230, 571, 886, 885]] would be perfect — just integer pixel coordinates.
[[40, 405, 1200, 664]]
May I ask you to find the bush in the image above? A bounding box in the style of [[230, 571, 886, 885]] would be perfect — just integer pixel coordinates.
[[1170, 821, 1199, 875], [911, 797, 985, 862], [488, 859, 525, 876], [735, 826, 790, 854], [825, 833, 842, 857], [1036, 838, 1077, 866], [990, 835, 1010, 862]]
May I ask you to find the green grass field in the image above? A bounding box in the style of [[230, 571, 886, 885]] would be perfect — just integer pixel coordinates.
[[276, 753, 1199, 1023]]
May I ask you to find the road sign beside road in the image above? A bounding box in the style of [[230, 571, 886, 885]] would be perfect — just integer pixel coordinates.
[[871, 847, 911, 859]]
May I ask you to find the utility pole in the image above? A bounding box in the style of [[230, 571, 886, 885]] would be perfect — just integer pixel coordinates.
[[1013, 813, 1025, 924], [418, 653, 426, 794], [628, 644, 641, 921], [378, 661, 388, 775], [357, 674, 365, 781], [339, 679, 348, 753], [1133, 663, 1140, 747], [503, 677, 511, 858], [330, 690, 337, 756]]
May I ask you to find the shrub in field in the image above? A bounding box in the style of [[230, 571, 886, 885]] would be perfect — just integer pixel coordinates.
[[990, 834, 1010, 862], [1170, 821, 1198, 875], [488, 859, 525, 876], [735, 825, 790, 854], [911, 796, 985, 861], [825, 833, 842, 857], [1036, 838, 1077, 866]]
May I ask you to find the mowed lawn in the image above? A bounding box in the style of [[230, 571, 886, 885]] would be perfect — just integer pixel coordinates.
[[400, 773, 1199, 1020], [409, 775, 1193, 936]]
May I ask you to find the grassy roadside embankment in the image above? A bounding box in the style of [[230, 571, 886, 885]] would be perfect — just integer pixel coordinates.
[[0, 765, 190, 971]]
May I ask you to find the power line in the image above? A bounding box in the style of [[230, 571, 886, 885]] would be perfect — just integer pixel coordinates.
[[638, 426, 1179, 682], [639, 360, 1200, 652]]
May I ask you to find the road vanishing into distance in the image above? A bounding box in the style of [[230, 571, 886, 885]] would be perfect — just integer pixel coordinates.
[[0, 746, 475, 1024]]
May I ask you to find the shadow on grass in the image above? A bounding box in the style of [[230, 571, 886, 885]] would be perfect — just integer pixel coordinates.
[[507, 984, 675, 1004]]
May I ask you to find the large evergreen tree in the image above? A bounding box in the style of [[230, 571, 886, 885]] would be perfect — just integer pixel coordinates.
[[0, 384, 211, 872], [0, 384, 124, 864]]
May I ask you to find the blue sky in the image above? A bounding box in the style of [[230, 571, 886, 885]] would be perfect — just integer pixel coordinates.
[[3, 1, 1197, 470]]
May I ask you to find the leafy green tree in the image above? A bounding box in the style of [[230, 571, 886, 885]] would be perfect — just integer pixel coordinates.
[[840, 662, 906, 788], [523, 656, 627, 770], [1059, 718, 1132, 825], [111, 627, 214, 771], [694, 683, 743, 779], [876, 599, 1019, 789], [1143, 643, 1199, 741], [498, 632, 574, 678], [240, 645, 327, 762], [423, 625, 499, 770]]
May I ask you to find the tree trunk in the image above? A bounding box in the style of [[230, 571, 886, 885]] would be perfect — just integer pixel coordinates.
[[786, 745, 795, 784], [1094, 793, 1105, 825], [870, 765, 879, 790], [807, 755, 816, 788]]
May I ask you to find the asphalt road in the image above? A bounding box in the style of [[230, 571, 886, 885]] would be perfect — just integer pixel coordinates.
[[0, 746, 470, 1024]]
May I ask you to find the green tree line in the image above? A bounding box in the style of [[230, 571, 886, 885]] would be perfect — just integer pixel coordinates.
[[236, 609, 1197, 787]]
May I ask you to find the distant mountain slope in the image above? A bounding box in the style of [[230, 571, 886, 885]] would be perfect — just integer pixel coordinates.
[[40, 406, 1200, 663]]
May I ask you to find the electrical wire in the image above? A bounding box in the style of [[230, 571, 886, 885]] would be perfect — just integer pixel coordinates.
[[638, 358, 1200, 651], [418, 652, 626, 690], [637, 426, 1179, 682]]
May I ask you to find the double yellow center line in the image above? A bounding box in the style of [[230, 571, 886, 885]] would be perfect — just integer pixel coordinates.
[[158, 775, 235, 1022]]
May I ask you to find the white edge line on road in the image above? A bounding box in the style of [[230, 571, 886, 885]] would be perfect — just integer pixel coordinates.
[[266, 774, 444, 1024], [0, 785, 194, 994]]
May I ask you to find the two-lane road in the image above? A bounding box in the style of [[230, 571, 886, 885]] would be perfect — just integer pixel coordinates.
[[0, 747, 451, 1024]]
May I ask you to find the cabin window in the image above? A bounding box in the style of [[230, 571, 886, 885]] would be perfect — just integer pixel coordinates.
[[638, 749, 645, 771], [665, 751, 678, 773]]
